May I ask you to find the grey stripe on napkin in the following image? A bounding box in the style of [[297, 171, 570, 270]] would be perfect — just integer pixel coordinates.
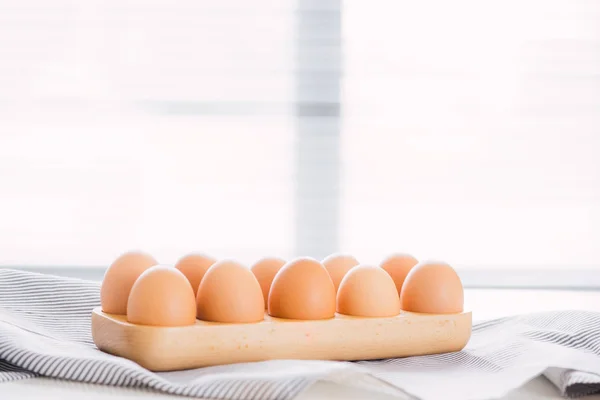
[[1, 268, 600, 400]]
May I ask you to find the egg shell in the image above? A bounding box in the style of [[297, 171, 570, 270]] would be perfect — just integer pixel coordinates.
[[175, 253, 217, 296], [337, 265, 400, 317], [322, 253, 360, 292], [196, 260, 264, 323], [400, 261, 464, 314], [127, 265, 197, 327], [380, 253, 419, 295], [268, 257, 336, 320], [250, 257, 286, 309], [100, 251, 158, 315]]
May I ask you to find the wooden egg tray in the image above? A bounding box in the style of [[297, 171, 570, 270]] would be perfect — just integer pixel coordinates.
[[91, 307, 472, 372]]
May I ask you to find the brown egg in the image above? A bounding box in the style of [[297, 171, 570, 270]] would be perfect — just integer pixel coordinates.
[[196, 260, 264, 323], [268, 257, 336, 320], [175, 253, 217, 296], [127, 265, 197, 327], [250, 257, 286, 309], [322, 253, 360, 292], [100, 251, 158, 315], [380, 253, 419, 295], [337, 265, 401, 317], [400, 260, 464, 314]]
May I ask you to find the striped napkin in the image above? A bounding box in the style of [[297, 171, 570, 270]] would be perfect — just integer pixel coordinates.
[[1, 269, 600, 400]]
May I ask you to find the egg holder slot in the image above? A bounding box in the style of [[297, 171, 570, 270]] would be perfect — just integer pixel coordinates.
[[91, 308, 472, 372]]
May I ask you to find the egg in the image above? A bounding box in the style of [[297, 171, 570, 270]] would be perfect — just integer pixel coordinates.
[[268, 257, 336, 320], [400, 260, 464, 314], [380, 253, 419, 295], [250, 257, 286, 309], [127, 265, 197, 327], [322, 253, 360, 292], [100, 251, 158, 315], [175, 253, 217, 296], [337, 265, 400, 317], [196, 260, 264, 323]]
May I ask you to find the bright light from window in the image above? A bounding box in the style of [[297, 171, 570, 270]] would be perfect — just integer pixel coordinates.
[[341, 0, 600, 269], [0, 1, 295, 267]]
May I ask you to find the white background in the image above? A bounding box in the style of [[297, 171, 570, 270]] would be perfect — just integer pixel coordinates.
[[0, 0, 599, 275]]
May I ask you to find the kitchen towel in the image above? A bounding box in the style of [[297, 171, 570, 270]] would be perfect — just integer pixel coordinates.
[[1, 268, 600, 400]]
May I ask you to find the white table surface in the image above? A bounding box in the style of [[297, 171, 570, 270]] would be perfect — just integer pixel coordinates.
[[4, 288, 600, 400]]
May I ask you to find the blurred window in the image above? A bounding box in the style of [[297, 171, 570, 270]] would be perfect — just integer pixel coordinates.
[[1, 0, 599, 286]]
